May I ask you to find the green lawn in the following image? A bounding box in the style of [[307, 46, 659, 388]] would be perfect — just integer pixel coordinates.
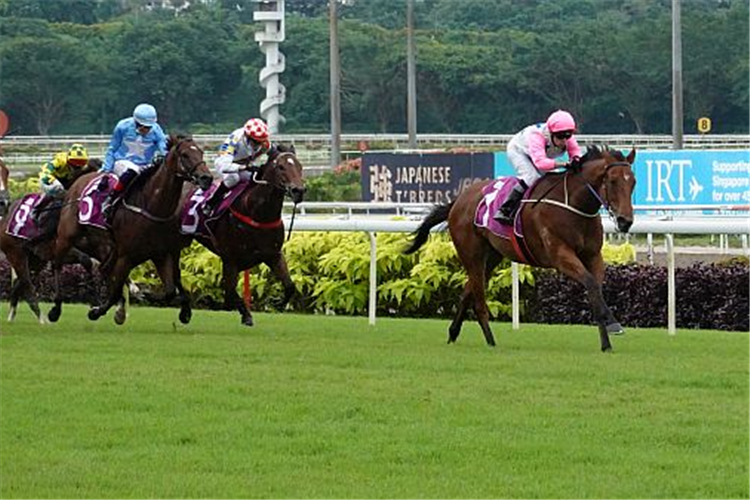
[[1, 305, 747, 499]]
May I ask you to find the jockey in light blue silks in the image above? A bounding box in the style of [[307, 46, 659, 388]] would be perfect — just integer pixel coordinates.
[[99, 103, 168, 218]]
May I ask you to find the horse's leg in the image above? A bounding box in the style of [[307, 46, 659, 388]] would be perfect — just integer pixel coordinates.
[[88, 257, 129, 322], [152, 254, 192, 325], [222, 262, 252, 326], [5, 249, 43, 324], [48, 248, 95, 323], [556, 249, 616, 352], [586, 252, 623, 336], [268, 254, 296, 310], [448, 283, 473, 343], [450, 227, 497, 346]]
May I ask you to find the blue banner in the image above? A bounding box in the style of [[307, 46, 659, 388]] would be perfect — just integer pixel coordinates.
[[633, 150, 750, 207]]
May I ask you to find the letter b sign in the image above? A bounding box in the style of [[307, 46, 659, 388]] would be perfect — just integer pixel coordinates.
[[697, 117, 711, 134]]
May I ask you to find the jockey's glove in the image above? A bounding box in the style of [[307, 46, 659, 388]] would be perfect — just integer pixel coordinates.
[[151, 154, 165, 167]]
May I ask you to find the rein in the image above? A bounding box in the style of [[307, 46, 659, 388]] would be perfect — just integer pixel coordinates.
[[230, 207, 282, 229], [523, 160, 631, 219]]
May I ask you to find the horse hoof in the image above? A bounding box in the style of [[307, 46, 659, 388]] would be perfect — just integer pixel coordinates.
[[606, 322, 624, 335], [601, 346, 614, 353], [179, 308, 192, 325], [241, 316, 254, 327], [87, 308, 101, 321], [48, 307, 61, 323], [7, 308, 16, 322], [114, 308, 126, 325]]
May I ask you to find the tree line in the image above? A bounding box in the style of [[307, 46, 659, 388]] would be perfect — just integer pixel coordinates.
[[0, 0, 747, 135]]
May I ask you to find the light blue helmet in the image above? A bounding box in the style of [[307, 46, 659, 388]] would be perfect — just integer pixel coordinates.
[[133, 103, 158, 127]]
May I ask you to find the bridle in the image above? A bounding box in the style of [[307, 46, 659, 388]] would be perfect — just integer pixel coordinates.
[[585, 160, 632, 219], [524, 158, 633, 219], [172, 140, 208, 186]]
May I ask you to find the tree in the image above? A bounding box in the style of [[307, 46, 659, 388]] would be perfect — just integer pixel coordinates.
[[0, 37, 96, 134]]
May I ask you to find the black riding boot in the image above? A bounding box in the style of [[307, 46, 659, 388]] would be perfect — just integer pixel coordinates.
[[102, 170, 137, 221], [202, 183, 229, 216], [31, 194, 51, 224], [493, 180, 528, 225]]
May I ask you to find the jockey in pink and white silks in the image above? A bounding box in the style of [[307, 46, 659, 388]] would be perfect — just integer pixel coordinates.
[[202, 118, 271, 215], [494, 109, 583, 224], [99, 103, 168, 218]]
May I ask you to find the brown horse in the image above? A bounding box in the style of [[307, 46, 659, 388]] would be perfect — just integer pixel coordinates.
[[49, 135, 213, 324], [0, 158, 10, 217], [187, 144, 305, 326], [405, 145, 636, 352], [0, 159, 100, 322]]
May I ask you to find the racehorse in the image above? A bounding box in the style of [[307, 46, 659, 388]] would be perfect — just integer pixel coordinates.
[[48, 135, 213, 324], [0, 159, 99, 322], [183, 144, 305, 326], [405, 145, 636, 352]]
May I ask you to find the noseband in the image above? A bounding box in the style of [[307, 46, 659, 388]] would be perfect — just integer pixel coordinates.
[[586, 160, 633, 219], [172, 142, 208, 185], [256, 152, 301, 195]]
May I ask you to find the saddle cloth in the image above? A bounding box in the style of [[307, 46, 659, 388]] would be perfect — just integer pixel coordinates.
[[78, 174, 118, 229], [179, 180, 249, 236], [474, 177, 523, 239], [4, 193, 43, 240]]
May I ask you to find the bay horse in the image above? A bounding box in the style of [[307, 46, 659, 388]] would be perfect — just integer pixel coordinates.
[[0, 159, 99, 322], [185, 144, 305, 326], [405, 145, 636, 352], [0, 158, 10, 217], [49, 135, 213, 324]]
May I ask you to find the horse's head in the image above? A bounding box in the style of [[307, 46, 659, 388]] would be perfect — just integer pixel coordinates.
[[580, 145, 636, 233], [165, 135, 214, 191], [260, 144, 306, 204]]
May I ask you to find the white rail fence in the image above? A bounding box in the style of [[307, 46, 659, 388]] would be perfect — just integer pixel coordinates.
[[279, 212, 749, 335], [3, 133, 749, 176]]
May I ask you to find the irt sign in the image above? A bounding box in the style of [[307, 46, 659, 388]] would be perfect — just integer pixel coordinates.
[[634, 150, 750, 207]]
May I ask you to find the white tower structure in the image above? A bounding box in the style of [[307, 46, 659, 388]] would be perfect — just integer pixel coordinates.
[[253, 0, 286, 133]]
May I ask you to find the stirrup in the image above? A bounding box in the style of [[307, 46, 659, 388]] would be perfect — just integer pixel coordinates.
[[493, 209, 515, 225]]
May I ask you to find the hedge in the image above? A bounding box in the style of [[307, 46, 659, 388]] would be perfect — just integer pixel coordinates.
[[0, 233, 746, 331]]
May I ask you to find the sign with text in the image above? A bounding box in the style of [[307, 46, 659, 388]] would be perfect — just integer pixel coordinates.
[[361, 152, 494, 203], [633, 150, 750, 207]]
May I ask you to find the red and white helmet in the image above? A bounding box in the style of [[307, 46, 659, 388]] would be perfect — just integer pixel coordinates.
[[546, 110, 576, 133], [244, 118, 270, 142]]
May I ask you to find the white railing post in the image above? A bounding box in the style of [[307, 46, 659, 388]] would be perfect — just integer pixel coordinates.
[[368, 232, 377, 326]]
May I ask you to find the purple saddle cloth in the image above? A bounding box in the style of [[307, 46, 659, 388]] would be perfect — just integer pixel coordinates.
[[78, 174, 117, 229], [474, 177, 523, 239], [4, 193, 44, 240], [180, 180, 249, 236]]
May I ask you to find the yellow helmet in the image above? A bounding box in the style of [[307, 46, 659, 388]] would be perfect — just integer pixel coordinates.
[[67, 143, 88, 167]]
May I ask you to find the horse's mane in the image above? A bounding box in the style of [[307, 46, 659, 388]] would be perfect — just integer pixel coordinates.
[[166, 134, 192, 150], [578, 144, 626, 164]]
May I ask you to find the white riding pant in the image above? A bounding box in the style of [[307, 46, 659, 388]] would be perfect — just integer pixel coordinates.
[[214, 155, 253, 188], [506, 145, 542, 186], [112, 159, 147, 177]]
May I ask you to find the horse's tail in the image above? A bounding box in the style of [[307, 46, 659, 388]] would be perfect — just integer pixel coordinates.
[[404, 201, 454, 254]]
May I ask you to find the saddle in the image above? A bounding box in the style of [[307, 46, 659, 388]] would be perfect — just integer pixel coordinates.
[[474, 176, 539, 265]]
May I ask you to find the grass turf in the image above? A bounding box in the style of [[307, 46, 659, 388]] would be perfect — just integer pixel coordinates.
[[1, 305, 748, 498]]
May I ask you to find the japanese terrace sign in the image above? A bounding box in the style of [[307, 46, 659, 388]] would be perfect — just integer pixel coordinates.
[[362, 149, 750, 209]]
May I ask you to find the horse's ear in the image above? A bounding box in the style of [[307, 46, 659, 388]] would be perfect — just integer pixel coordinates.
[[290, 144, 296, 154], [627, 148, 636, 164]]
